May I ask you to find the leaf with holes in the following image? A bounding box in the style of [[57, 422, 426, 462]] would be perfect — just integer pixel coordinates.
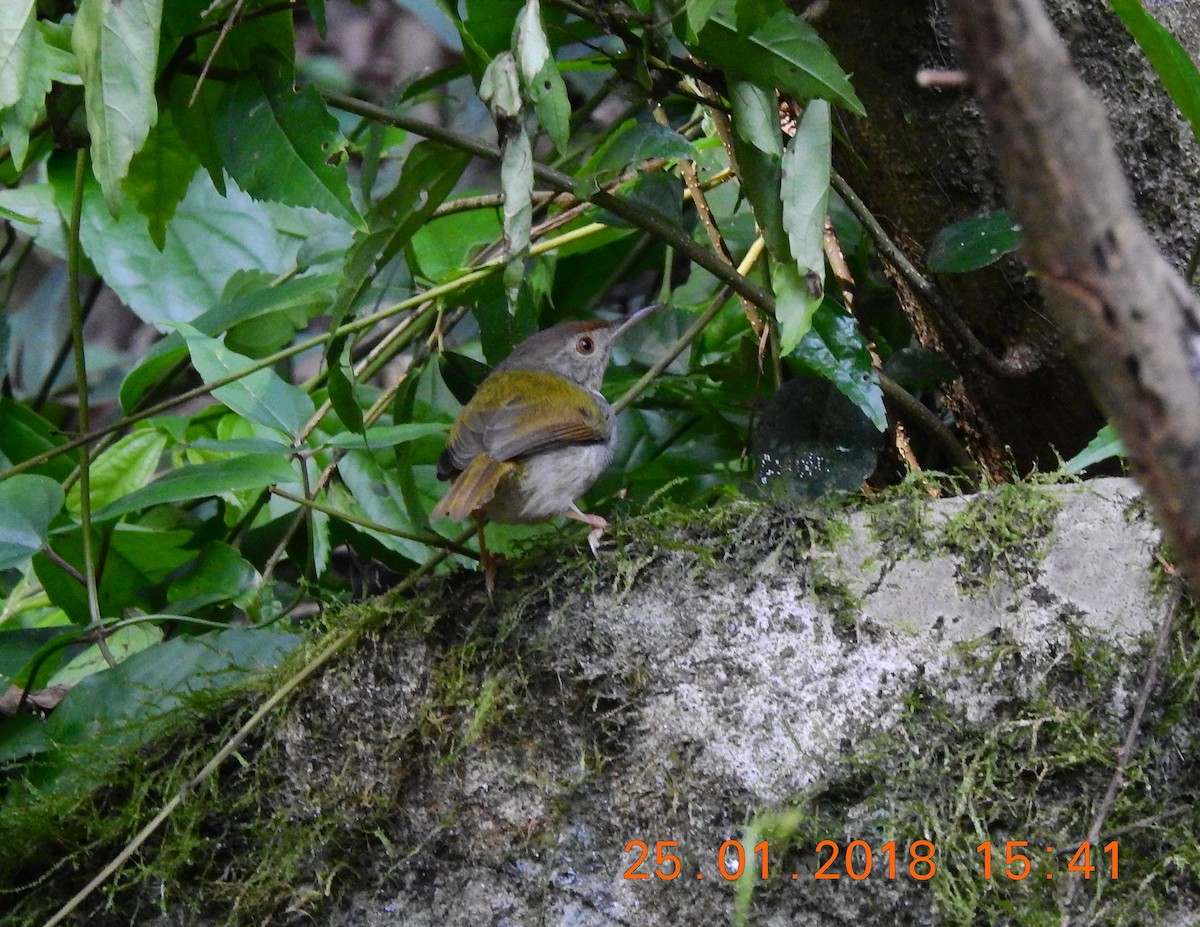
[[216, 52, 362, 227]]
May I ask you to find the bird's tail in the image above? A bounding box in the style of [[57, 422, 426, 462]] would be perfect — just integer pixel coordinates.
[[430, 455, 515, 522]]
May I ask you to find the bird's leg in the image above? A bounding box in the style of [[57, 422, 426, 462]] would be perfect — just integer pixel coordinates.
[[474, 513, 498, 598], [565, 504, 609, 558]]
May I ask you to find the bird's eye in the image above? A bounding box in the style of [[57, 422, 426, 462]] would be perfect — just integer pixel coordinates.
[[576, 335, 595, 354]]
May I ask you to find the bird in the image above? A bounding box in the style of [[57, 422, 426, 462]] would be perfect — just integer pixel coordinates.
[[430, 304, 660, 594]]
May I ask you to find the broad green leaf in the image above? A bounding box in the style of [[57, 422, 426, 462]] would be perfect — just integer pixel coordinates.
[[1109, 0, 1200, 145], [0, 1, 51, 168], [0, 0, 36, 109], [331, 141, 470, 335], [72, 0, 164, 213], [584, 121, 697, 177], [515, 0, 570, 152], [410, 207, 503, 282], [66, 167, 297, 328], [321, 422, 450, 449], [1065, 423, 1125, 474], [689, 3, 864, 115], [0, 475, 64, 571], [927, 210, 1021, 273], [772, 260, 822, 357], [124, 109, 200, 250], [65, 430, 168, 519], [0, 182, 67, 259], [169, 76, 226, 194], [335, 451, 435, 565], [90, 455, 297, 522], [217, 53, 362, 226], [180, 327, 315, 437], [0, 398, 74, 480], [47, 624, 164, 688], [108, 522, 196, 583], [730, 80, 787, 259], [795, 306, 886, 431], [734, 0, 779, 33], [305, 0, 327, 35], [167, 541, 259, 612], [463, 0, 525, 59], [21, 627, 301, 796], [0, 627, 68, 685], [595, 171, 684, 230], [781, 99, 831, 273], [687, 0, 720, 36], [119, 273, 337, 413]]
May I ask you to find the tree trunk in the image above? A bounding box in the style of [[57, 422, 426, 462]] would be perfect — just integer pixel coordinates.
[[819, 0, 1200, 476]]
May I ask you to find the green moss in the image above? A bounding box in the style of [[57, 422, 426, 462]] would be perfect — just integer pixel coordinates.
[[867, 476, 1062, 592], [733, 621, 1200, 926]]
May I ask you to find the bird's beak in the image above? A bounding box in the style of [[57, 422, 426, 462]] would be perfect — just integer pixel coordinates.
[[611, 302, 664, 341]]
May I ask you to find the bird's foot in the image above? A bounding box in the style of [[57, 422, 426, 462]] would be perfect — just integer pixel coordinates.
[[566, 505, 609, 558]]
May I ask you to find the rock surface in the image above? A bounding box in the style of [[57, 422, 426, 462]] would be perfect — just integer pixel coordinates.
[[267, 478, 1189, 927], [9, 478, 1198, 927]]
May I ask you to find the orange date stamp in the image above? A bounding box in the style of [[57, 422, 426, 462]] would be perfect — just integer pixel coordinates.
[[623, 838, 1120, 882]]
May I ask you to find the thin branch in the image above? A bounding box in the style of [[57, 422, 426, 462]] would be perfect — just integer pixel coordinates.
[[270, 487, 479, 560], [1060, 576, 1182, 924], [66, 150, 103, 634], [830, 171, 1034, 379]]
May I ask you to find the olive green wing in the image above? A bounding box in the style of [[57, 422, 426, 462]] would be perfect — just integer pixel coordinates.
[[437, 370, 611, 480]]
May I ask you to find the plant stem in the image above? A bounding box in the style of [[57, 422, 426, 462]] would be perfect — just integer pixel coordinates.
[[66, 150, 105, 637]]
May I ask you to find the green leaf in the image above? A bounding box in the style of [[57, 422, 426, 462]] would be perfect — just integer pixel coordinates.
[[327, 360, 366, 435], [1109, 0, 1200, 146], [0, 0, 36, 110], [322, 422, 450, 449], [72, 0, 164, 213], [0, 398, 74, 480], [730, 80, 787, 258], [772, 260, 822, 357], [0, 627, 68, 686], [305, 0, 327, 35], [60, 163, 299, 328], [410, 207, 503, 283], [515, 0, 570, 152], [595, 171, 684, 230], [90, 455, 297, 522], [124, 108, 200, 250], [0, 0, 56, 168], [927, 210, 1021, 273], [217, 53, 362, 226], [687, 0, 720, 36], [167, 541, 259, 612], [65, 430, 168, 520], [335, 451, 435, 564], [47, 624, 164, 688], [689, 3, 864, 115], [330, 141, 471, 337], [21, 627, 301, 796], [119, 273, 337, 413], [781, 99, 830, 273], [169, 75, 226, 195], [584, 121, 697, 177], [0, 475, 64, 571], [0, 182, 66, 260], [180, 326, 315, 437], [1065, 423, 1125, 474], [795, 306, 886, 431]]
